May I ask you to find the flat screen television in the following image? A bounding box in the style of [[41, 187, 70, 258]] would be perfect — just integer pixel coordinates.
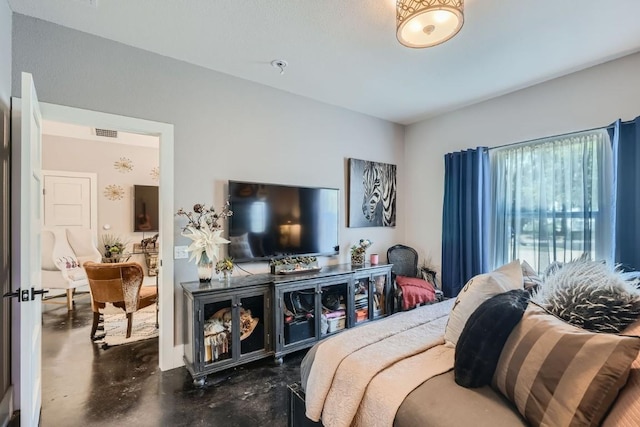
[[133, 185, 159, 232], [228, 181, 340, 262]]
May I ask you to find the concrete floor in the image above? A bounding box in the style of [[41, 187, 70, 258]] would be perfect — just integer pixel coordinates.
[[39, 294, 304, 427]]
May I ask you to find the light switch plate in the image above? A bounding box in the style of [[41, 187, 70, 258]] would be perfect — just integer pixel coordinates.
[[174, 246, 189, 259]]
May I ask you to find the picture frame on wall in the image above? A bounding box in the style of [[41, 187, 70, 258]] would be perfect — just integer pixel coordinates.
[[348, 158, 397, 227]]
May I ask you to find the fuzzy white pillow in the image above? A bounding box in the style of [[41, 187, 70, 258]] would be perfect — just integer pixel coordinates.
[[532, 259, 640, 333], [444, 260, 523, 347]]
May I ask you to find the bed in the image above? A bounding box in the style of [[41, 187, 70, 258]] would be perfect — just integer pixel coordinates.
[[298, 299, 461, 427], [294, 259, 640, 427]]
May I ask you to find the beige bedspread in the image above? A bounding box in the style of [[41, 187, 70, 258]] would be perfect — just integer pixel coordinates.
[[304, 298, 456, 427]]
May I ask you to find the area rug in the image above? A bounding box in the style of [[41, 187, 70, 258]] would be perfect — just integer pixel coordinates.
[[95, 303, 158, 347]]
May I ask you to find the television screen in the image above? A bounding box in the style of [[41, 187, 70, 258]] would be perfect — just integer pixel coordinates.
[[228, 181, 340, 262], [134, 185, 159, 232]]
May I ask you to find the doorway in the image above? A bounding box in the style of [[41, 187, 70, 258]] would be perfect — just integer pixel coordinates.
[[37, 102, 178, 371]]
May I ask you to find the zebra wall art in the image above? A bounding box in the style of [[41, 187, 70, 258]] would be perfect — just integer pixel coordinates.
[[348, 158, 397, 227]]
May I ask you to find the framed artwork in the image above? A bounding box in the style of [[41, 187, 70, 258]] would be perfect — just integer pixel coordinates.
[[348, 158, 397, 227]]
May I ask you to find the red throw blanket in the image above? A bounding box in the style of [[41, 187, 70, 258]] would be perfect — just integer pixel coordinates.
[[396, 276, 437, 310]]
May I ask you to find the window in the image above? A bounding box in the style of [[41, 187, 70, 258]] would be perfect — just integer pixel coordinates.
[[490, 130, 613, 273]]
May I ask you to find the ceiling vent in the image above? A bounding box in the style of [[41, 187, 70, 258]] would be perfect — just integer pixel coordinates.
[[95, 128, 118, 138]]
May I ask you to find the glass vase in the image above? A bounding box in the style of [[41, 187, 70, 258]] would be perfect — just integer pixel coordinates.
[[218, 270, 232, 282], [351, 252, 365, 267], [197, 253, 213, 283]]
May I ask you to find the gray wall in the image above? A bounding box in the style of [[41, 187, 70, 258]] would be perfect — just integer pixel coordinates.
[[0, 0, 12, 421], [12, 14, 405, 346], [404, 51, 640, 282]]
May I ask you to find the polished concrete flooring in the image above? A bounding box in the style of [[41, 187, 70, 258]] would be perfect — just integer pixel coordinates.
[[40, 293, 304, 427]]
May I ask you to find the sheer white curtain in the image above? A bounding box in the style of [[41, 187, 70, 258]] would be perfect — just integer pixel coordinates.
[[490, 129, 613, 273]]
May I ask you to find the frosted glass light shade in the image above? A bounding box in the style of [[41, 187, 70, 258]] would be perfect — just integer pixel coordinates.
[[397, 0, 464, 48]]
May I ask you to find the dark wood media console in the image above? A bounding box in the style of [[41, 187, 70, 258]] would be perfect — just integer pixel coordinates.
[[182, 263, 392, 386]]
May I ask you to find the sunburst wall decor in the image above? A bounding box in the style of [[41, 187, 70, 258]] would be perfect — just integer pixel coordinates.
[[150, 166, 159, 181], [104, 184, 125, 201], [114, 157, 134, 173]]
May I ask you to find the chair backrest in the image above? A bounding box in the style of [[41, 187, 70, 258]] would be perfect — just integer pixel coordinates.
[[66, 227, 102, 265], [48, 228, 83, 271], [42, 227, 101, 271], [387, 244, 419, 278], [84, 261, 144, 313], [41, 229, 58, 271]]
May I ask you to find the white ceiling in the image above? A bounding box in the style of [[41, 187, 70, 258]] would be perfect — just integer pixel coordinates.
[[9, 0, 640, 125]]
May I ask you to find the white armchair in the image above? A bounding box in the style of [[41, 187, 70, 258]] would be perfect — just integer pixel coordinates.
[[41, 227, 102, 310]]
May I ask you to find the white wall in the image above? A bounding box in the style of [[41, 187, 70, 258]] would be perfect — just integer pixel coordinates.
[[405, 51, 640, 277], [11, 15, 405, 344], [0, 0, 11, 420]]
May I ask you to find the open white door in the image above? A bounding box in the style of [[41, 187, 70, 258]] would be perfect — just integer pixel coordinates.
[[15, 72, 44, 426]]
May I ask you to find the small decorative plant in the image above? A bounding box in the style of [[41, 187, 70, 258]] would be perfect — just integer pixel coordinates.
[[269, 256, 319, 274], [269, 256, 318, 266], [351, 239, 372, 256], [101, 234, 129, 259], [215, 257, 234, 275]]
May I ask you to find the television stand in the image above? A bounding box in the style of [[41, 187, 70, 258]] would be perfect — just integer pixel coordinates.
[[181, 263, 392, 386]]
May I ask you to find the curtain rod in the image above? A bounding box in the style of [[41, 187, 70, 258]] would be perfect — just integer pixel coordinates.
[[488, 123, 610, 152]]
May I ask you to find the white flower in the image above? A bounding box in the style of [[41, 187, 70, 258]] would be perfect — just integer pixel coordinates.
[[181, 226, 230, 265]]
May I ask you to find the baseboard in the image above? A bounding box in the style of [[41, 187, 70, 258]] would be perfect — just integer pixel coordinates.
[[0, 386, 13, 427], [159, 344, 184, 372]]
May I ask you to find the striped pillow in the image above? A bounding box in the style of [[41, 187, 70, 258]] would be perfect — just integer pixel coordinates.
[[602, 319, 640, 426], [493, 303, 640, 427]]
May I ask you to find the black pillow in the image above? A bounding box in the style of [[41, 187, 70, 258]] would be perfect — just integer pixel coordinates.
[[454, 289, 530, 388]]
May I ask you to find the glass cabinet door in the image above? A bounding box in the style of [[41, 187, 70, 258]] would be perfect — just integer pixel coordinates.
[[282, 287, 317, 346], [320, 282, 348, 337], [353, 277, 369, 324], [202, 298, 234, 365], [239, 294, 266, 356], [372, 274, 387, 319]]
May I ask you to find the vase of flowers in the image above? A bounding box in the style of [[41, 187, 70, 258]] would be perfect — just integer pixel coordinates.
[[351, 239, 372, 267], [215, 257, 234, 282], [101, 234, 130, 263], [176, 201, 233, 282]]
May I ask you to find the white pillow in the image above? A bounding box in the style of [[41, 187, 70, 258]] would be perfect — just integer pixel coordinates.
[[444, 260, 523, 347]]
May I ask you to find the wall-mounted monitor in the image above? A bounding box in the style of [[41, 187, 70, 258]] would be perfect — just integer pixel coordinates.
[[228, 181, 340, 262], [133, 185, 159, 232]]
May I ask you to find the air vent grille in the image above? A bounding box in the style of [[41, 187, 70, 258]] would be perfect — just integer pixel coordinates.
[[95, 128, 118, 138]]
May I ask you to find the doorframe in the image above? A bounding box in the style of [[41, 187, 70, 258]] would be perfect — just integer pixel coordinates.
[[42, 170, 98, 240], [38, 102, 180, 371]]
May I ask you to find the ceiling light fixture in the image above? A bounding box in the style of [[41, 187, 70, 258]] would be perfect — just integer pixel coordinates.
[[396, 0, 464, 48]]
